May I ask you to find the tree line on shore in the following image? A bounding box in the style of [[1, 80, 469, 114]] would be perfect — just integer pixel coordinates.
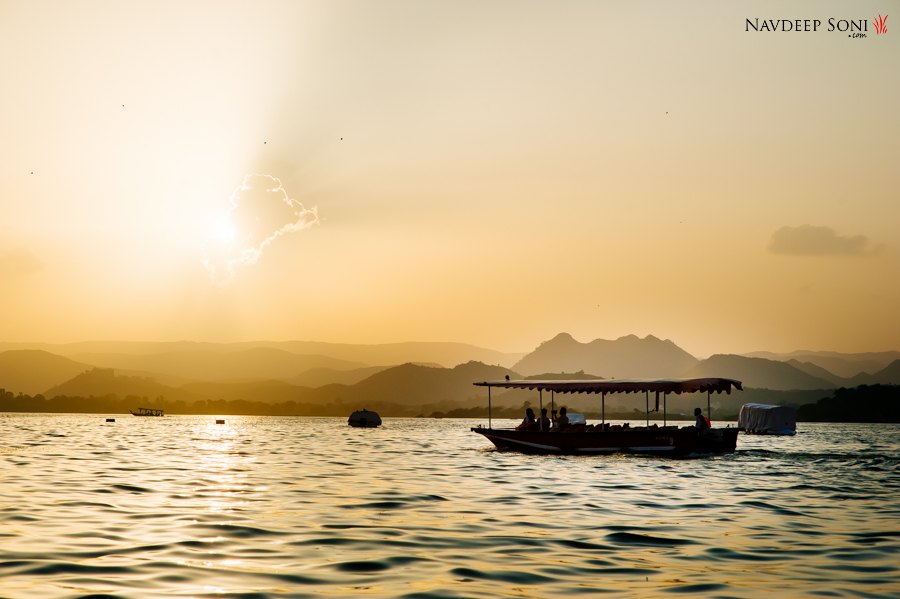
[[0, 385, 896, 422], [795, 385, 898, 423]]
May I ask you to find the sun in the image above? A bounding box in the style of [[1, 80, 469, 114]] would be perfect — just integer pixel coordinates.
[[209, 215, 237, 245]]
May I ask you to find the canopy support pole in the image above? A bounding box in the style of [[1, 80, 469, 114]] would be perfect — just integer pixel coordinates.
[[488, 387, 492, 429], [645, 391, 649, 427], [601, 392, 606, 427], [539, 389, 544, 432], [707, 390, 711, 424], [664, 392, 668, 427]]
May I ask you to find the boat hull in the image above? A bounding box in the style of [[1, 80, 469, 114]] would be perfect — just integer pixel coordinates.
[[742, 428, 796, 436], [471, 426, 739, 457]]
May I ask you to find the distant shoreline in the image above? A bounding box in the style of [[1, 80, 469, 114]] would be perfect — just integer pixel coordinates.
[[1, 384, 896, 423], [2, 411, 896, 425]]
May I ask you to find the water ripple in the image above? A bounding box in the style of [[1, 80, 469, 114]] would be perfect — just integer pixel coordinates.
[[0, 415, 897, 598]]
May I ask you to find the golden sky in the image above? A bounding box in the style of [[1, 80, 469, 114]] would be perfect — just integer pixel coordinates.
[[1, 0, 897, 357]]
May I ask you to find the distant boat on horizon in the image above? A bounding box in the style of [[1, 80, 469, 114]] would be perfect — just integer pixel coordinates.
[[130, 407, 164, 417], [348, 409, 381, 428]]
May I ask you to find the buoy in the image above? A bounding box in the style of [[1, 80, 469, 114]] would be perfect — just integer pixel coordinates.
[[106, 418, 115, 422], [216, 419, 225, 424]]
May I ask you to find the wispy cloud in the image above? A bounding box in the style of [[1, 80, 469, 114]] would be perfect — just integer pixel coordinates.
[[767, 225, 879, 257], [203, 174, 319, 283], [0, 248, 42, 278]]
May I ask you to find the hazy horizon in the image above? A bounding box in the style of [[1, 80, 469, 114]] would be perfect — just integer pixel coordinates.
[[2, 1, 897, 359], [1, 331, 898, 365]]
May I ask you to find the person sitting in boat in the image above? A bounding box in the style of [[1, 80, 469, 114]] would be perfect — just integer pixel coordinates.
[[551, 406, 570, 432], [516, 407, 537, 431], [538, 408, 551, 432], [694, 407, 711, 430]]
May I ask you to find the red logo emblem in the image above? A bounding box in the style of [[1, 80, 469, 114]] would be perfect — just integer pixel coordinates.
[[873, 14, 888, 34]]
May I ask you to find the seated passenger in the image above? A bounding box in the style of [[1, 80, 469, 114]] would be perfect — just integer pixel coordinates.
[[516, 407, 537, 431], [694, 407, 711, 430], [551, 407, 570, 432], [537, 408, 551, 432]]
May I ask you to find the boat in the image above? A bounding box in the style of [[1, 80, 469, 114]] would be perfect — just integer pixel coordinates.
[[471, 378, 742, 457], [738, 403, 796, 435], [348, 409, 382, 428], [130, 407, 164, 417]]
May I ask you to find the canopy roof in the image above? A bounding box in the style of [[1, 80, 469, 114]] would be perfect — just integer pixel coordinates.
[[473, 378, 742, 395]]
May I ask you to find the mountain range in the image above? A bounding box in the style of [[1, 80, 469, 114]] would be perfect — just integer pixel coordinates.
[[511, 333, 699, 378], [744, 350, 900, 379], [1, 335, 898, 414]]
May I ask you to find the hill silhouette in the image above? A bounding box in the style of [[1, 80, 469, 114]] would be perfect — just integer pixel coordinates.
[[285, 365, 392, 387], [779, 358, 900, 388], [0, 350, 95, 395], [306, 361, 517, 407], [0, 340, 523, 369], [785, 359, 847, 386], [683, 354, 834, 390], [36, 361, 519, 413], [6, 334, 900, 417], [180, 361, 520, 415], [68, 348, 365, 383], [4, 356, 895, 422], [512, 333, 699, 378], [251, 341, 523, 369], [182, 379, 311, 403], [745, 350, 900, 379], [44, 368, 201, 403], [847, 359, 900, 386]]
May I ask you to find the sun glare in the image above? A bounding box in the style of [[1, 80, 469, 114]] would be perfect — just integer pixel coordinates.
[[210, 216, 236, 245]]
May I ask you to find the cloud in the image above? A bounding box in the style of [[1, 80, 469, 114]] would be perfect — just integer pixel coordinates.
[[0, 248, 42, 278], [767, 225, 879, 257], [203, 174, 319, 283]]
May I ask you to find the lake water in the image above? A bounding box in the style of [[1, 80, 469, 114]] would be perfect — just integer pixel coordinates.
[[1, 414, 898, 598]]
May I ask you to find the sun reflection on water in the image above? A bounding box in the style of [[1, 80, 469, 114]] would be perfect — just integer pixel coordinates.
[[190, 417, 256, 515]]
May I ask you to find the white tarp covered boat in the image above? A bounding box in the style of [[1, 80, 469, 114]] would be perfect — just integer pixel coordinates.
[[738, 403, 796, 435]]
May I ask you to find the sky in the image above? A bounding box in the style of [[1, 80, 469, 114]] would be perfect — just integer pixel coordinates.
[[1, 0, 898, 358]]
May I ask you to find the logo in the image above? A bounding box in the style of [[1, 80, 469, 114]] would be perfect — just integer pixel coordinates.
[[745, 14, 889, 38]]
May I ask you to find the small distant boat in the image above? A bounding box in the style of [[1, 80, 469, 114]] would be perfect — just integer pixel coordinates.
[[348, 409, 381, 428], [471, 378, 743, 458], [738, 403, 796, 435], [130, 407, 164, 417]]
